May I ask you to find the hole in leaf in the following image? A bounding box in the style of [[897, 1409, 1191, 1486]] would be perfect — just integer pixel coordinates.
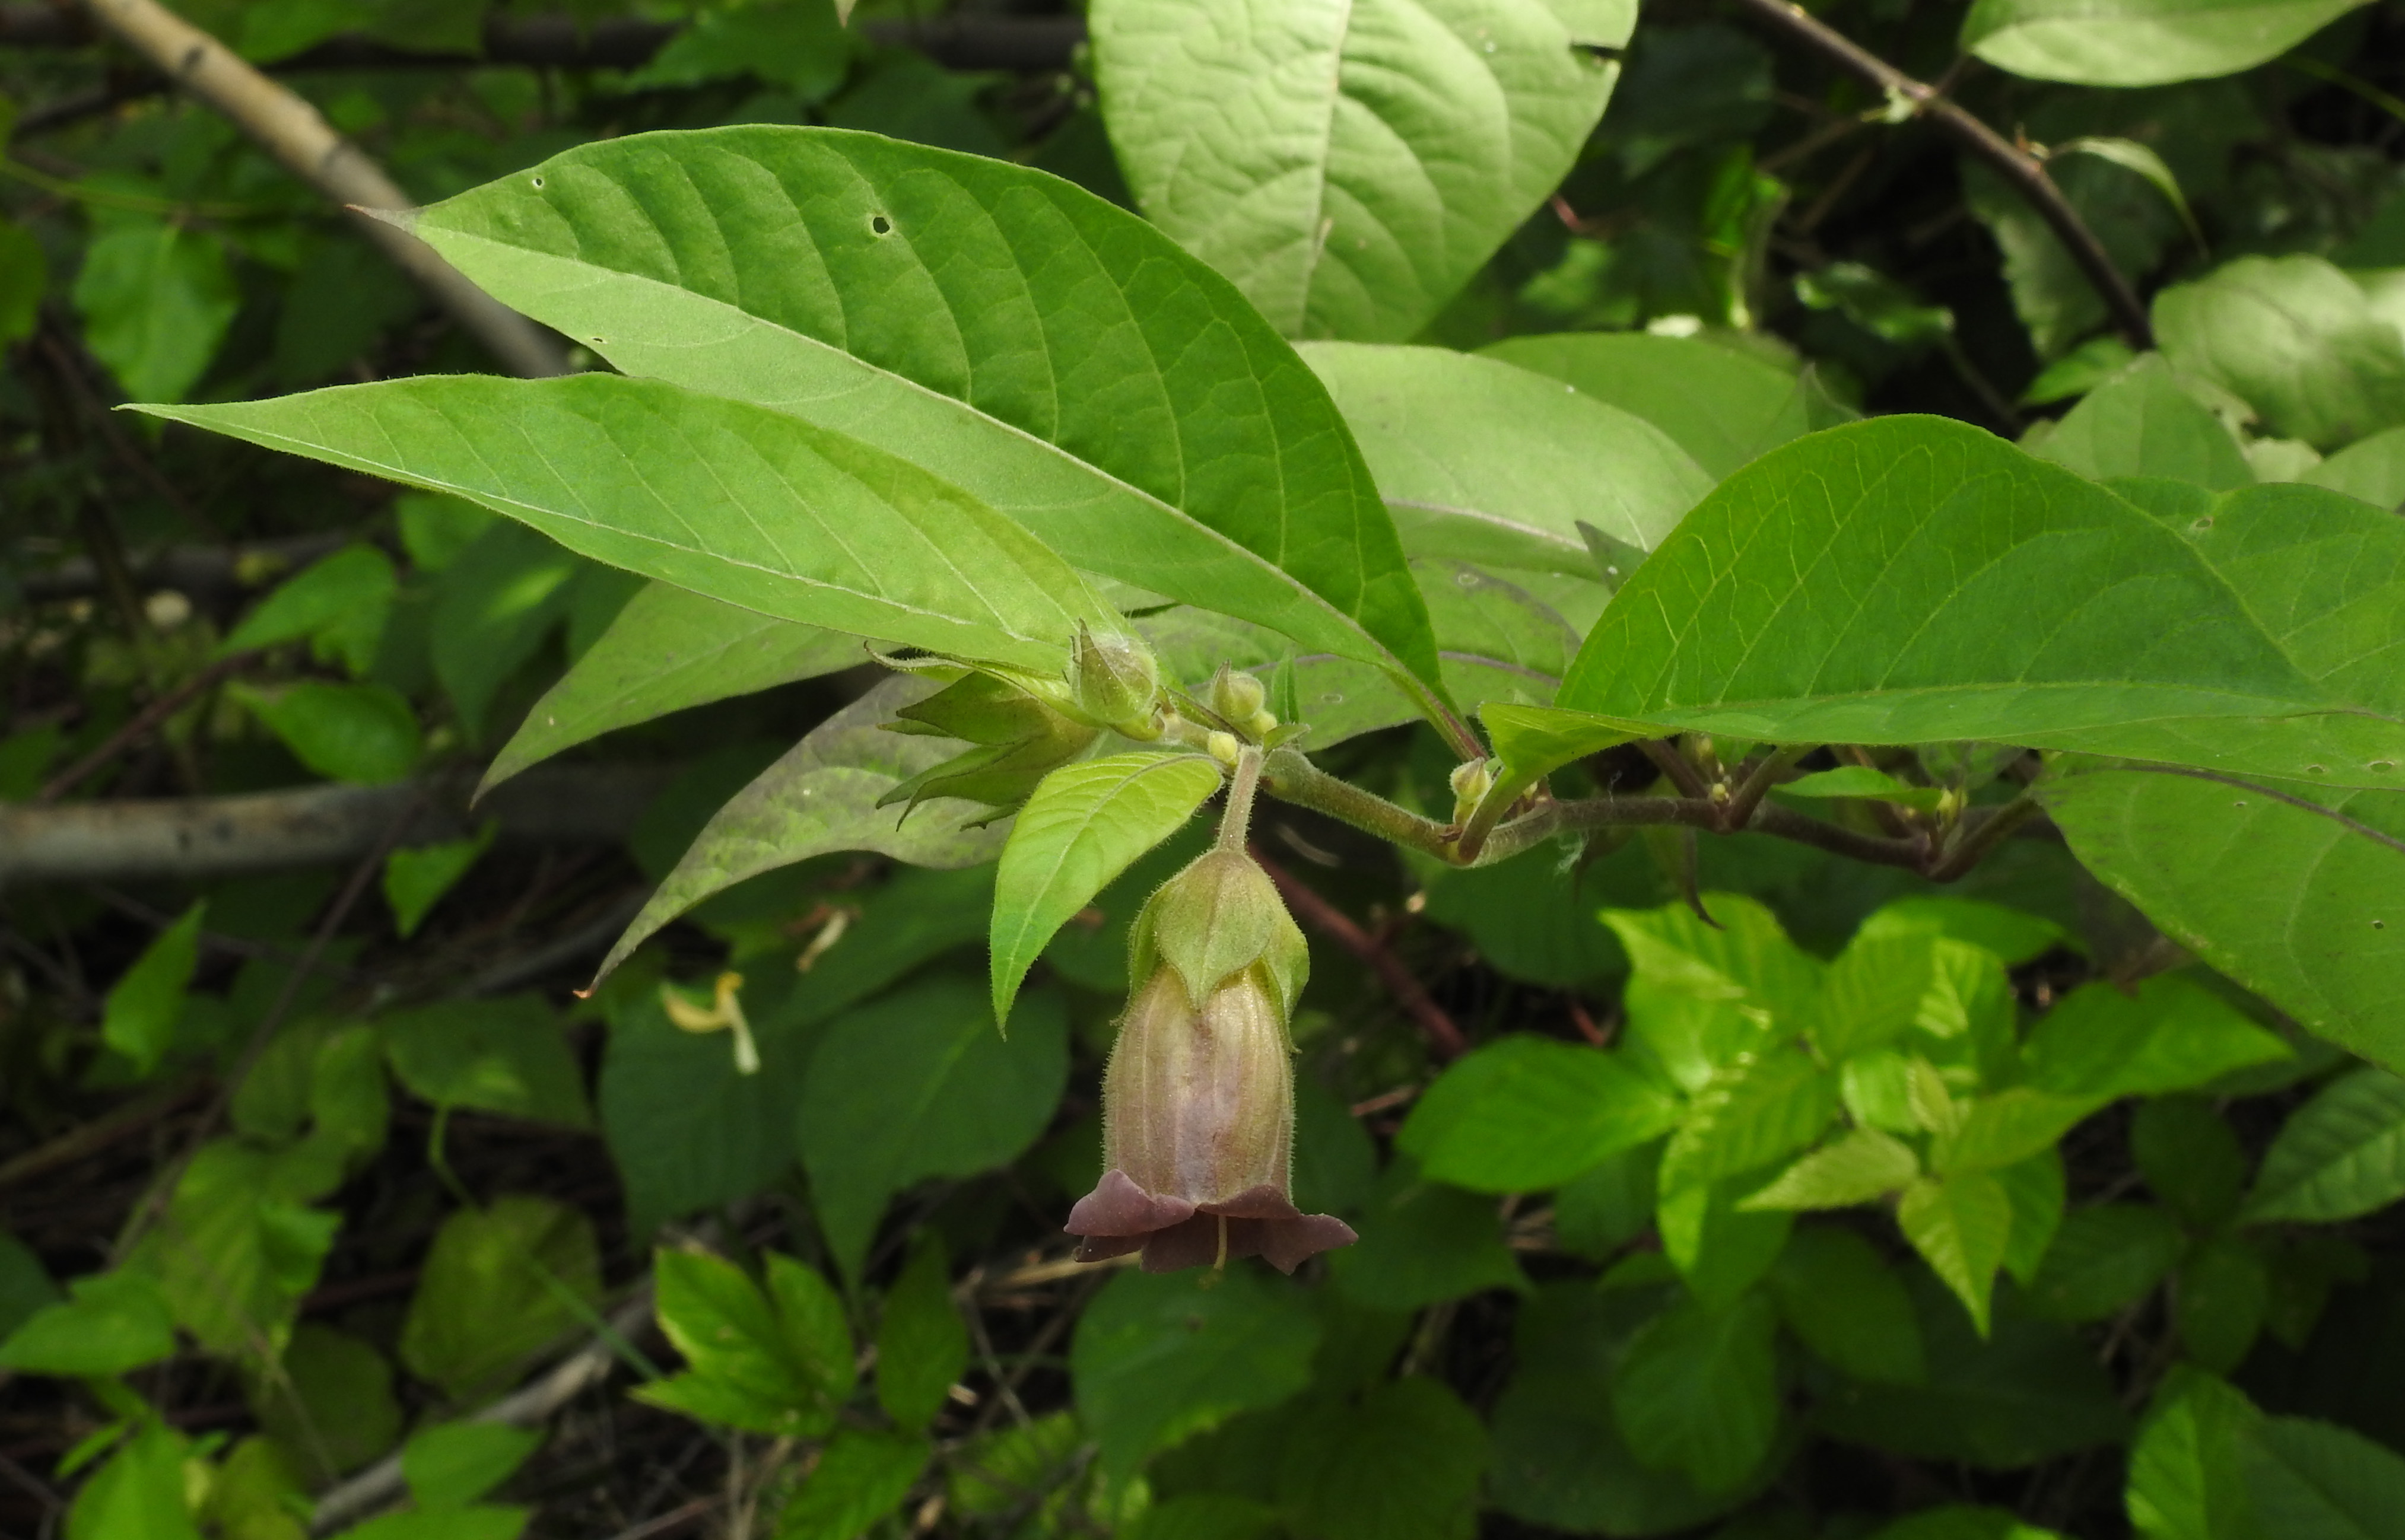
[[2307, 765, 2328, 774], [870, 214, 894, 236], [2192, 516, 2213, 529], [2373, 761, 2396, 772], [531, 175, 545, 189]]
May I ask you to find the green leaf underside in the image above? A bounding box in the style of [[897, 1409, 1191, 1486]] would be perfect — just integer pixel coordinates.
[[401, 127, 1444, 700], [1093, 0, 1629, 343], [1480, 332, 1826, 482], [597, 675, 1012, 982], [1961, 0, 2372, 87], [1304, 342, 1713, 577], [2042, 769, 2405, 1072], [140, 374, 1116, 677], [486, 581, 868, 793], [1557, 416, 2405, 785], [990, 752, 1224, 1023]]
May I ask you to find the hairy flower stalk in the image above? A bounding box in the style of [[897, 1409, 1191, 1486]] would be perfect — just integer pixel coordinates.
[[1066, 747, 1357, 1274]]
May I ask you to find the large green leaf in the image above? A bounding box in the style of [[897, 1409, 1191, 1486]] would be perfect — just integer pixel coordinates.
[[2155, 256, 2405, 451], [1092, 0, 1628, 342], [486, 582, 864, 793], [1302, 342, 1712, 579], [1556, 416, 2405, 784], [796, 979, 1068, 1280], [1396, 1035, 1681, 1193], [2020, 974, 2290, 1100], [2041, 769, 2405, 1071], [596, 675, 1012, 982], [2307, 425, 2405, 513], [1771, 1226, 1927, 1386], [2242, 1416, 2405, 1539], [1481, 332, 1833, 481], [1961, 0, 2371, 87], [2032, 355, 2251, 491], [1610, 1290, 1781, 1494], [2244, 1068, 2405, 1223], [989, 751, 1223, 1023], [2128, 1368, 2264, 1540], [398, 128, 1445, 705], [141, 374, 1118, 677]]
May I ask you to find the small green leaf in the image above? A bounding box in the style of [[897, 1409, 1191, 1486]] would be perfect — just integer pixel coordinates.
[[380, 994, 593, 1129], [485, 581, 863, 793], [2128, 1367, 2263, 1540], [2134, 1096, 2250, 1227], [65, 1423, 201, 1540], [1899, 1172, 2015, 1335], [1329, 1160, 1529, 1312], [1602, 894, 1823, 1094], [1610, 1290, 1780, 1494], [595, 676, 1013, 984], [401, 1423, 544, 1510], [1961, 0, 2369, 86], [989, 751, 1222, 1024], [1998, 1148, 2067, 1288], [1396, 1036, 1680, 1194], [382, 823, 495, 940], [1931, 1090, 2098, 1176], [1777, 765, 1947, 810], [798, 979, 1068, 1280], [1071, 1266, 1321, 1481], [234, 680, 422, 785], [776, 1430, 929, 1540], [129, 1140, 340, 1361], [2025, 1204, 2187, 1323], [1771, 1226, 1926, 1386], [636, 1248, 854, 1438], [2241, 1415, 2405, 1539], [223, 543, 398, 677], [74, 218, 236, 403], [250, 1323, 401, 1481], [1658, 1177, 1795, 1310], [398, 1196, 602, 1401], [101, 901, 204, 1076], [2177, 1234, 2269, 1373], [1743, 1127, 1920, 1211], [2245, 1068, 2405, 1223], [2051, 139, 2204, 249], [876, 1235, 968, 1433], [2035, 357, 2250, 491], [1661, 1046, 1838, 1195], [0, 1268, 174, 1376]]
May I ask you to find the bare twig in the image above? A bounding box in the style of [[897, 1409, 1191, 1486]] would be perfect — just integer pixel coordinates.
[[1251, 847, 1467, 1059], [310, 1284, 659, 1533], [36, 650, 260, 803], [0, 1077, 206, 1192], [1727, 0, 2155, 349], [75, 0, 567, 378]]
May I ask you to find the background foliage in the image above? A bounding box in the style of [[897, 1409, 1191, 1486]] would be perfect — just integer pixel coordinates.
[[5, 0, 2405, 1538]]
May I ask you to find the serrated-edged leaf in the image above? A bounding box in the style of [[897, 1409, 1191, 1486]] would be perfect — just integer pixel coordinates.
[[639, 1248, 853, 1437], [1742, 1127, 1920, 1210], [1661, 1045, 1838, 1195], [1961, 0, 2370, 86], [596, 676, 1011, 984], [1481, 332, 1825, 481], [2245, 1067, 2405, 1223], [1556, 416, 2400, 785], [2042, 771, 2405, 1073], [1604, 893, 1824, 1095], [486, 582, 865, 793], [1304, 343, 1710, 578], [1610, 1289, 1780, 1494], [1998, 1148, 2067, 1288], [401, 128, 1444, 704], [1397, 1035, 1680, 1193], [2241, 1415, 2405, 1540], [989, 752, 1222, 1024], [2023, 974, 2291, 1100], [142, 374, 1117, 677], [1772, 1226, 1927, 1385], [1899, 1172, 2015, 1335], [2026, 1204, 2187, 1322], [1932, 1089, 2096, 1176], [1095, 0, 1628, 343]]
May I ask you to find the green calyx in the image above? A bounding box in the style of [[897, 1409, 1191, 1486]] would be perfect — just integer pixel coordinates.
[[1066, 624, 1165, 739], [1129, 848, 1309, 1022]]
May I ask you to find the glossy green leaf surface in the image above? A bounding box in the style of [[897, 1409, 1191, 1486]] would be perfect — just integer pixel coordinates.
[[144, 374, 1117, 677], [1481, 331, 1829, 481], [1558, 416, 2405, 784], [401, 128, 1443, 698], [487, 581, 865, 792], [2127, 1368, 2263, 1540], [989, 751, 1221, 1023], [2244, 1068, 2405, 1223], [1092, 0, 1628, 342], [1900, 1172, 2015, 1334], [1961, 0, 2371, 87], [1303, 342, 1711, 578], [2042, 769, 2405, 1071]]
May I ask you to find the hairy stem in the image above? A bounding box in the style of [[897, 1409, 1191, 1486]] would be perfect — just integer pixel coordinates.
[[1259, 744, 1459, 863]]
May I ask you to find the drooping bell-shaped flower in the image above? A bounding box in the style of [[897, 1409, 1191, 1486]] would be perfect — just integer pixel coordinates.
[[1065, 782, 1356, 1274]]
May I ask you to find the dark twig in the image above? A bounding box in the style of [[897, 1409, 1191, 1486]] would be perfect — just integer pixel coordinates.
[[0, 1077, 206, 1191], [36, 650, 260, 803], [1251, 846, 1467, 1060], [1728, 0, 2155, 349]]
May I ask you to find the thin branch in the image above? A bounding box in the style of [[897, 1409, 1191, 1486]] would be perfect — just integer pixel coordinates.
[[37, 650, 260, 803], [1251, 846, 1467, 1060], [77, 0, 567, 378], [1259, 745, 1459, 863], [1727, 0, 2155, 349]]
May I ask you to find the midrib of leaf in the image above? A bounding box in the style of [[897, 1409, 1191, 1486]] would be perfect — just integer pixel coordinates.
[[163, 396, 1079, 671], [422, 225, 1443, 717]]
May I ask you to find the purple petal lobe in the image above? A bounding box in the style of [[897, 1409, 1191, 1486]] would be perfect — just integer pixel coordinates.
[[1259, 1214, 1359, 1274], [1066, 1169, 1194, 1237]]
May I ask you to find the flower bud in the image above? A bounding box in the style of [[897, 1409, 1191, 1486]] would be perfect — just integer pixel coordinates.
[[1210, 667, 1266, 724], [1066, 625, 1162, 737], [1447, 757, 1495, 828], [1064, 849, 1353, 1274]]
